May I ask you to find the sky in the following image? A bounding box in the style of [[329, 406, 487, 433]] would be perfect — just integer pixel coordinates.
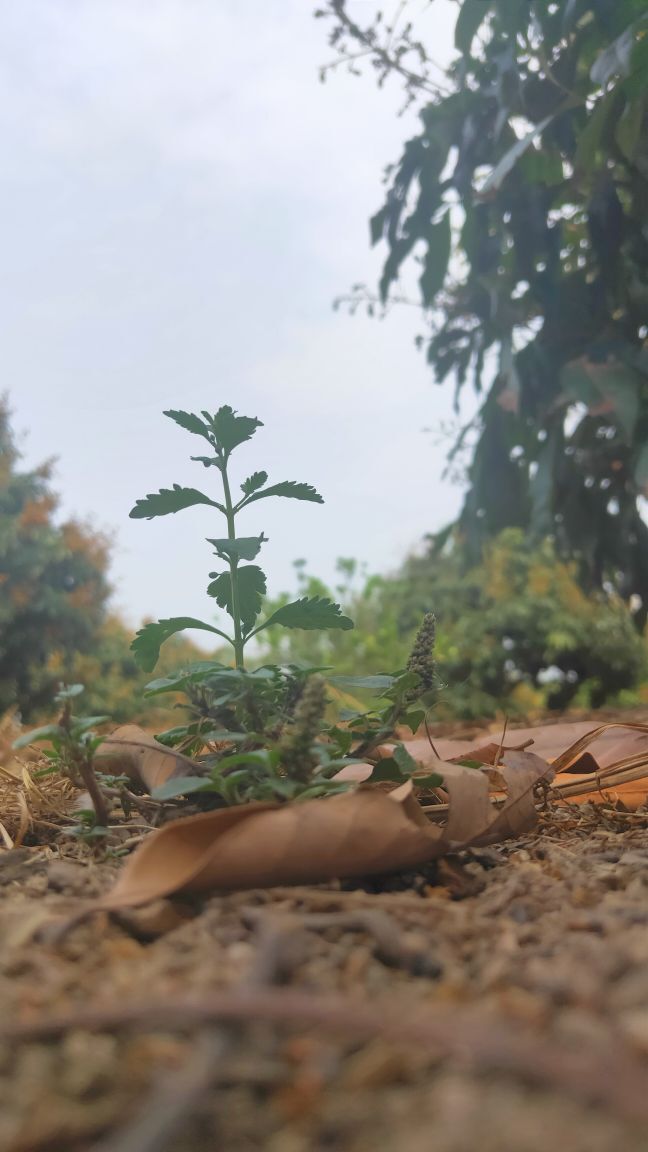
[[1, 0, 473, 629]]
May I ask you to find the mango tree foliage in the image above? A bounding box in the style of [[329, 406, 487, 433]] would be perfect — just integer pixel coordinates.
[[0, 402, 112, 718], [319, 0, 648, 623]]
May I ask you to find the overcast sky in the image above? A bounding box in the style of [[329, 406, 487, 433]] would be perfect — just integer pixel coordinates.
[[2, 0, 473, 628]]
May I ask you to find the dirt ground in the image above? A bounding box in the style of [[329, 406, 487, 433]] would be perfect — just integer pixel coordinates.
[[1, 794, 648, 1152]]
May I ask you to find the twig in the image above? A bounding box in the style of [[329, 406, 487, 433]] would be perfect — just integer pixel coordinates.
[[6, 989, 648, 1124]]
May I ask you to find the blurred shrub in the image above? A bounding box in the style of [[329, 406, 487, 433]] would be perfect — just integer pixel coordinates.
[[256, 531, 648, 720]]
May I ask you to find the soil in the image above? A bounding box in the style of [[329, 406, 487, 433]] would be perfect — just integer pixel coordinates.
[[2, 792, 648, 1152], [3, 705, 648, 1151]]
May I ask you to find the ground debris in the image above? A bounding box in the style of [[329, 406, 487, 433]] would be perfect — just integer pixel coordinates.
[[1, 805, 648, 1150]]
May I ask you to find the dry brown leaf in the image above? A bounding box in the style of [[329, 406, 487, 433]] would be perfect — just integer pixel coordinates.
[[429, 720, 648, 809], [96, 724, 198, 791], [100, 751, 553, 908]]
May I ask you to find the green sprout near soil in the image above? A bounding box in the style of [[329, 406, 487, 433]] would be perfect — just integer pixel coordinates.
[[126, 407, 443, 807], [13, 683, 111, 828]]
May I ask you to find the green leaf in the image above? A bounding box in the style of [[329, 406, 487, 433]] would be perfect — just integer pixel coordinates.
[[455, 0, 492, 54], [164, 409, 214, 443], [370, 205, 389, 246], [132, 618, 232, 672], [211, 406, 262, 457], [419, 213, 451, 307], [369, 757, 407, 783], [130, 485, 221, 519], [143, 661, 234, 697], [55, 684, 85, 700], [561, 356, 640, 441], [258, 597, 354, 634], [207, 565, 267, 632], [591, 19, 644, 86], [71, 716, 110, 733], [207, 535, 268, 562], [13, 724, 64, 749], [151, 776, 212, 800], [393, 742, 418, 776], [574, 88, 623, 177], [413, 772, 445, 789], [634, 443, 648, 497], [480, 114, 554, 195], [241, 471, 268, 496], [615, 96, 644, 161], [328, 674, 395, 691], [240, 481, 324, 507]]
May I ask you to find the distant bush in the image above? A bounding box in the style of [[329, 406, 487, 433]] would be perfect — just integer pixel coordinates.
[[256, 531, 648, 720]]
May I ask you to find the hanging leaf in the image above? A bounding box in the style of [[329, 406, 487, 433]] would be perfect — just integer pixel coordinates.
[[211, 406, 263, 457], [419, 213, 452, 307], [591, 19, 644, 86], [207, 566, 267, 632], [130, 485, 221, 520], [259, 597, 354, 634], [455, 0, 492, 54], [479, 115, 555, 195], [132, 618, 231, 672], [240, 481, 324, 507], [207, 535, 268, 562]]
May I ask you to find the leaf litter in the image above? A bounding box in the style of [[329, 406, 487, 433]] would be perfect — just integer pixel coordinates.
[[3, 714, 648, 1150]]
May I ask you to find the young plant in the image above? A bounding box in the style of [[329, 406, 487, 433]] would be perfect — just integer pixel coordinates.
[[129, 407, 441, 807], [13, 683, 111, 826], [129, 406, 353, 673]]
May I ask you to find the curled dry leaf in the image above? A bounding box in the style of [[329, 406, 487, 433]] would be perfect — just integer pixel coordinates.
[[100, 750, 553, 908], [426, 721, 648, 810], [96, 724, 198, 791]]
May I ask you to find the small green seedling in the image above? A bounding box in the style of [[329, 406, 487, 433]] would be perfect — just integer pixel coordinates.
[[129, 406, 354, 672], [13, 683, 111, 827], [128, 407, 441, 807]]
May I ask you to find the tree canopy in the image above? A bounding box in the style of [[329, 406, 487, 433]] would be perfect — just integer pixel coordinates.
[[319, 0, 648, 622], [0, 401, 112, 717]]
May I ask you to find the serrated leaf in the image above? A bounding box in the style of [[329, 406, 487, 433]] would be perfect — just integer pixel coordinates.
[[13, 724, 64, 749], [211, 406, 262, 457], [259, 597, 354, 634], [241, 471, 268, 496], [130, 485, 221, 520], [207, 565, 267, 632], [240, 481, 324, 507], [419, 213, 451, 307], [164, 409, 214, 443], [131, 618, 231, 672], [207, 535, 268, 562]]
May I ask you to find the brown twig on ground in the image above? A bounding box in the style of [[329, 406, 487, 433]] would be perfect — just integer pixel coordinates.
[[6, 989, 648, 1126]]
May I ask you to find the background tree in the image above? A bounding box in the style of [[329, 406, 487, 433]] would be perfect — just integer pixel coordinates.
[[318, 0, 648, 623], [0, 400, 112, 718]]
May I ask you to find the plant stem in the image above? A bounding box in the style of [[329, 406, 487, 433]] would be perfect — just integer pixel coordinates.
[[79, 757, 110, 827], [220, 460, 245, 670]]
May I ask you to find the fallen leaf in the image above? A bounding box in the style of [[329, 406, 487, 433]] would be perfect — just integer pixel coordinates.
[[100, 751, 553, 908], [96, 725, 198, 791]]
